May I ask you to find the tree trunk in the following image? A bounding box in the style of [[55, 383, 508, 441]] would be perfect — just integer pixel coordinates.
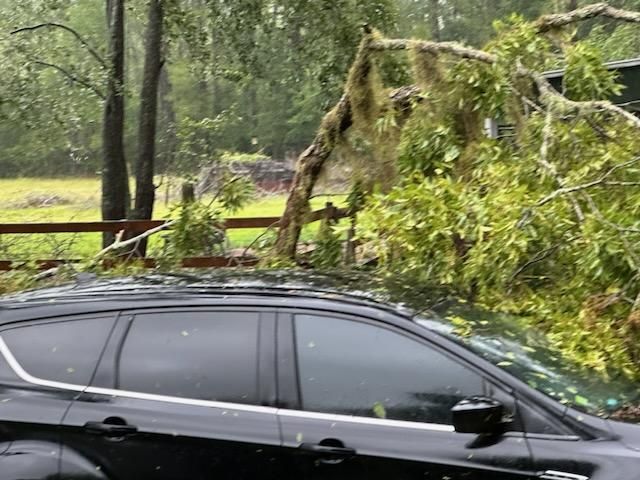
[[102, 0, 129, 248], [132, 0, 164, 256], [273, 95, 353, 259], [274, 86, 419, 260], [566, 0, 579, 12], [429, 0, 441, 42], [158, 65, 178, 173]]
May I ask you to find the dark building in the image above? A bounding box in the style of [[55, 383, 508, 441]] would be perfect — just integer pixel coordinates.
[[486, 57, 640, 138], [545, 57, 640, 109]]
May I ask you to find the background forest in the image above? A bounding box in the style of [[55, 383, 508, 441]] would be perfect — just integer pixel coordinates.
[[2, 0, 638, 179]]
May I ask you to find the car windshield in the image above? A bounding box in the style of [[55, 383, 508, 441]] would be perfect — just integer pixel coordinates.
[[416, 302, 640, 423]]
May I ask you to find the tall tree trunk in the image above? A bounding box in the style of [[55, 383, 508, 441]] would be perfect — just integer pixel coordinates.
[[132, 0, 164, 256], [429, 0, 441, 42], [158, 65, 178, 173], [102, 0, 130, 248]]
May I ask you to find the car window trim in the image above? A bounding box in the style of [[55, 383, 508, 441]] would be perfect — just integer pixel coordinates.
[[278, 407, 455, 432], [279, 307, 584, 438], [0, 334, 278, 414], [0, 328, 580, 439], [286, 309, 489, 427], [99, 306, 277, 407]]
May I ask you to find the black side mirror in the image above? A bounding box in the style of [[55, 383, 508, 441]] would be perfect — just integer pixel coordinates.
[[451, 396, 505, 435]]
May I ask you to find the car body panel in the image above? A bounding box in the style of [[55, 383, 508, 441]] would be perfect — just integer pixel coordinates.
[[58, 308, 283, 480], [0, 272, 637, 480]]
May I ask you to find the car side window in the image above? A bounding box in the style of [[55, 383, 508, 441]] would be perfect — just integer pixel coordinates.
[[118, 311, 260, 405], [294, 314, 484, 425], [1, 316, 116, 385]]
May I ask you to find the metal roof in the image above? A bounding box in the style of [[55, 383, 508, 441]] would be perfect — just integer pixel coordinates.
[[544, 57, 640, 79], [542, 57, 640, 106]]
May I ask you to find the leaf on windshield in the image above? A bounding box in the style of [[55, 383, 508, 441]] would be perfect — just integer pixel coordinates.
[[574, 395, 590, 407], [373, 401, 387, 419]]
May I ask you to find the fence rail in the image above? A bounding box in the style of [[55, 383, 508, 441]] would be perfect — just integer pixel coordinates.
[[0, 204, 349, 271]]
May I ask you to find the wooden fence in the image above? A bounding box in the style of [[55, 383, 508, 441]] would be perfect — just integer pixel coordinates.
[[0, 203, 348, 271]]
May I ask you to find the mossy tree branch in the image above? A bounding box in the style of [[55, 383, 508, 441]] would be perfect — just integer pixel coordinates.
[[275, 2, 640, 261]]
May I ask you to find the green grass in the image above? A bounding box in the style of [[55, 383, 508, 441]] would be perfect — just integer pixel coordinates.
[[0, 177, 345, 260]]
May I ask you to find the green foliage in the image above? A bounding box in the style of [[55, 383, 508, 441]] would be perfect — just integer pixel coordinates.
[[586, 23, 640, 61], [160, 201, 227, 260], [311, 218, 343, 269], [0, 269, 38, 295], [216, 174, 257, 214], [219, 151, 268, 164], [358, 14, 640, 377], [156, 174, 255, 261], [398, 111, 461, 176], [174, 114, 242, 175], [563, 43, 624, 101], [397, 0, 550, 46]]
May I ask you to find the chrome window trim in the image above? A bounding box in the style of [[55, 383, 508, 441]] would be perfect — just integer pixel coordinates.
[[0, 335, 454, 431], [540, 471, 589, 480], [278, 408, 455, 432], [0, 336, 589, 439], [0, 336, 275, 415]]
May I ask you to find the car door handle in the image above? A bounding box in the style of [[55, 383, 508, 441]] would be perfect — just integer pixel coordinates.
[[299, 443, 357, 457], [84, 421, 138, 437]]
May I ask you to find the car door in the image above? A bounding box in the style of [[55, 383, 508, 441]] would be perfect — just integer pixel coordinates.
[[60, 308, 283, 480], [0, 315, 117, 478], [276, 311, 537, 480]]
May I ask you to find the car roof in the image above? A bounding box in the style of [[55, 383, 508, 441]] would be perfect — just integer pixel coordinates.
[[0, 269, 456, 320]]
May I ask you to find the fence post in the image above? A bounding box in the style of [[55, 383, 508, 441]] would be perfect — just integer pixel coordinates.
[[324, 201, 337, 222], [345, 212, 357, 265], [181, 182, 196, 203]]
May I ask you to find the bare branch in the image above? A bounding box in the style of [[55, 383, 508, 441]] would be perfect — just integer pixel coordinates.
[[31, 60, 105, 99], [535, 3, 640, 33], [531, 70, 640, 129], [11, 23, 107, 69], [537, 109, 585, 222], [605, 181, 640, 187], [373, 38, 640, 131], [537, 157, 640, 207], [370, 39, 497, 64], [510, 236, 579, 283], [93, 221, 175, 264]]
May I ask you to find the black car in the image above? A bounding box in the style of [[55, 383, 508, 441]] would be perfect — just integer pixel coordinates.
[[0, 271, 638, 480]]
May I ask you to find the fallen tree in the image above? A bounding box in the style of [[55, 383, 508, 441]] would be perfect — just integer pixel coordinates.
[[275, 3, 640, 375], [275, 2, 640, 260]]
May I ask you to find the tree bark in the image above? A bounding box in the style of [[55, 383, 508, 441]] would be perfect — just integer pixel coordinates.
[[158, 64, 178, 173], [566, 0, 579, 12], [274, 86, 419, 259], [102, 0, 130, 248], [132, 0, 164, 256], [429, 0, 441, 42], [274, 95, 352, 259]]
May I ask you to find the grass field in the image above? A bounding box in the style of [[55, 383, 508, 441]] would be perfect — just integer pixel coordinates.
[[0, 178, 345, 260]]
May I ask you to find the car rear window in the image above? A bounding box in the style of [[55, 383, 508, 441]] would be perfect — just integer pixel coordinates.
[[1, 316, 116, 386]]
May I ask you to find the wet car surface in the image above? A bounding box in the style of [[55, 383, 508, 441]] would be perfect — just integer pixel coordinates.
[[0, 270, 638, 480]]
